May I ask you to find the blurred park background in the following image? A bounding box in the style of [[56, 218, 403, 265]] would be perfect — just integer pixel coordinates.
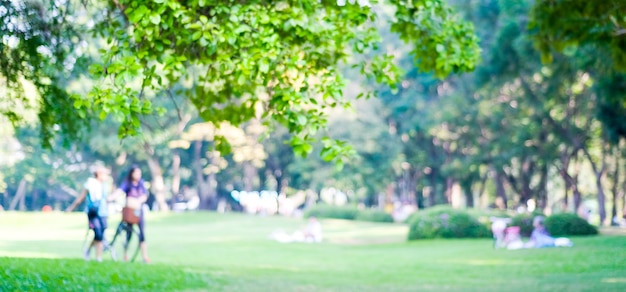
[[2, 0, 625, 226]]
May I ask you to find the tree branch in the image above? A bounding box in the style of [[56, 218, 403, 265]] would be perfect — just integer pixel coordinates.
[[57, 183, 81, 198], [581, 146, 599, 174], [166, 88, 184, 122], [110, 0, 129, 23]]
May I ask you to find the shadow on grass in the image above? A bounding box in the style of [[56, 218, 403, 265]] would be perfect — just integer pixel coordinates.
[[0, 257, 216, 291]]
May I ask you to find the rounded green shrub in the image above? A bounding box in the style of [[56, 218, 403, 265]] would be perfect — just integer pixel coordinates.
[[304, 204, 358, 220], [545, 213, 598, 236], [355, 209, 394, 223], [407, 206, 491, 240], [511, 213, 541, 237], [405, 205, 451, 223], [466, 209, 511, 231]]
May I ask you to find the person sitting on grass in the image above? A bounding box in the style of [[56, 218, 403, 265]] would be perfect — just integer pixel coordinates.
[[527, 216, 555, 248], [503, 226, 525, 250], [303, 216, 323, 243], [525, 216, 573, 248], [490, 217, 511, 248], [271, 216, 323, 243], [66, 164, 114, 262]]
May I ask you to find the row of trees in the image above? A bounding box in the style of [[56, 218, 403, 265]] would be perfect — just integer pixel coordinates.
[[1, 0, 625, 224]]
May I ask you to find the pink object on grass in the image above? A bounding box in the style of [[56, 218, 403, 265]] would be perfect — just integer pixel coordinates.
[[506, 226, 520, 234]]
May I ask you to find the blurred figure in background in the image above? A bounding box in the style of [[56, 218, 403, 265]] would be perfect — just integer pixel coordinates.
[[271, 216, 323, 243], [303, 217, 323, 243], [526, 216, 573, 248], [116, 165, 151, 263], [66, 163, 113, 262]]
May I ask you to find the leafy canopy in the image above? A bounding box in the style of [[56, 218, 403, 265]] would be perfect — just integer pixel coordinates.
[[2, 0, 481, 160], [529, 0, 626, 141], [530, 0, 626, 68]]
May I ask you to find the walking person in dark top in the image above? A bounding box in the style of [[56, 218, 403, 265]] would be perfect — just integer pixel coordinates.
[[117, 165, 151, 263]]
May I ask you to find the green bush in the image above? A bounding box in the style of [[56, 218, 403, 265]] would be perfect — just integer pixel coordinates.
[[407, 206, 491, 240], [405, 205, 452, 223], [355, 209, 394, 223], [545, 213, 598, 236], [304, 204, 358, 220], [511, 213, 542, 237], [466, 209, 511, 231]]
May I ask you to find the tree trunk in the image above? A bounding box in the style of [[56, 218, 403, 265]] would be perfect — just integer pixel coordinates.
[[462, 180, 474, 208], [9, 179, 27, 211], [427, 172, 437, 207], [1, 191, 7, 210], [279, 177, 289, 195], [537, 164, 549, 212], [495, 170, 507, 210], [193, 140, 209, 209], [18, 189, 26, 211], [562, 187, 569, 212], [572, 181, 582, 211], [207, 172, 217, 208], [518, 159, 535, 207], [273, 169, 282, 193], [560, 151, 583, 212], [620, 141, 626, 220], [559, 148, 572, 211], [583, 144, 608, 225], [477, 171, 489, 209], [572, 169, 582, 211], [611, 152, 620, 225], [205, 149, 219, 210], [445, 177, 454, 205], [596, 172, 607, 224], [622, 169, 626, 220], [171, 150, 181, 196], [259, 168, 269, 191], [146, 156, 170, 211], [243, 162, 256, 192], [409, 170, 420, 207], [31, 189, 39, 211]]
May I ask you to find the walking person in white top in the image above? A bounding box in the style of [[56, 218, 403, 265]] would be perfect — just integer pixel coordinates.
[[66, 164, 114, 262]]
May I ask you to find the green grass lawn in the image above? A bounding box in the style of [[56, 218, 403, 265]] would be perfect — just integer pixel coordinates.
[[1, 211, 625, 291]]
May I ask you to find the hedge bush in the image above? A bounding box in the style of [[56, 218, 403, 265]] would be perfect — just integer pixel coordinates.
[[304, 205, 358, 220], [407, 207, 491, 240], [404, 205, 451, 223], [355, 209, 394, 223], [511, 212, 543, 237], [466, 209, 511, 231], [545, 213, 598, 236]]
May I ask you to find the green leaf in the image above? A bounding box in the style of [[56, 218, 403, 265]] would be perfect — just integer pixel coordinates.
[[150, 14, 161, 25], [237, 74, 246, 85], [302, 143, 313, 154], [335, 161, 344, 171], [297, 115, 307, 126], [259, 61, 269, 73], [191, 31, 202, 41]]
